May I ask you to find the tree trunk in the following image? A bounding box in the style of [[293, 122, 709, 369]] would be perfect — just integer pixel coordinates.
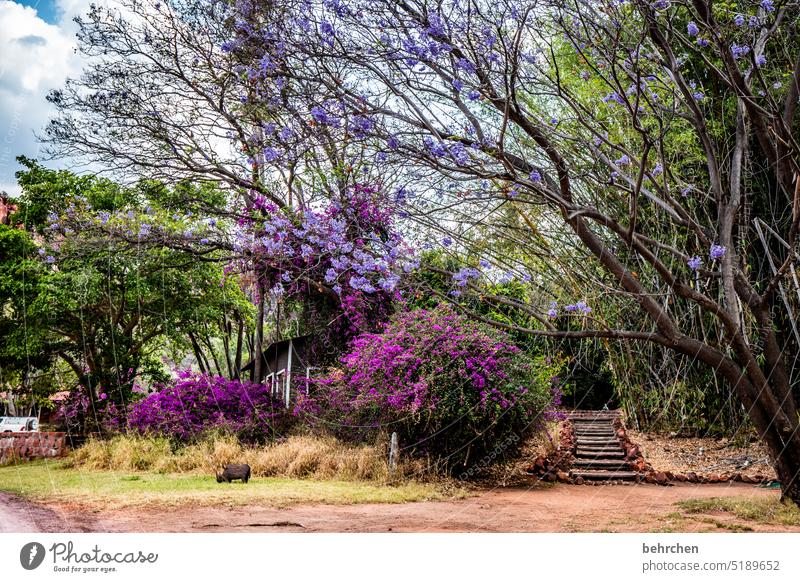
[[6, 390, 17, 416], [202, 333, 224, 376], [750, 394, 800, 505], [188, 332, 208, 374], [234, 316, 244, 380], [728, 370, 800, 504], [254, 284, 266, 384], [221, 316, 234, 379]]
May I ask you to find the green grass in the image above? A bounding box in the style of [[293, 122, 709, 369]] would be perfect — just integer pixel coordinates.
[[676, 497, 800, 527], [0, 460, 455, 509]]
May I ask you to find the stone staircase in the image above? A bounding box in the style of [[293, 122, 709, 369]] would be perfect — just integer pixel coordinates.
[[567, 410, 638, 482]]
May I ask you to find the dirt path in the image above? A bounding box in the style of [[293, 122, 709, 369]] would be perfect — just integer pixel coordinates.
[[0, 492, 78, 533], [16, 482, 795, 533]]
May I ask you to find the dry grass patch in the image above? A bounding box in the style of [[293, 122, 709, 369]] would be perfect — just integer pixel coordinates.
[[676, 496, 800, 527], [65, 434, 427, 482]]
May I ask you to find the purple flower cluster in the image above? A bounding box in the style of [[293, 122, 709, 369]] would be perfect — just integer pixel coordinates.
[[710, 244, 727, 260], [731, 43, 751, 60], [564, 300, 592, 314], [125, 371, 286, 442], [237, 183, 410, 341]]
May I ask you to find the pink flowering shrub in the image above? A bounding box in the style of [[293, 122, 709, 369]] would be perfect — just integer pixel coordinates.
[[297, 305, 562, 471], [124, 371, 289, 443]]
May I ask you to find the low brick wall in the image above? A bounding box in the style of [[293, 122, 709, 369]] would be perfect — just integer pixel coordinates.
[[0, 432, 66, 464]]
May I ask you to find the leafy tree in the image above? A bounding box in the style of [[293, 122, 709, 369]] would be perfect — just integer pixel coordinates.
[[0, 225, 52, 413], [210, 0, 800, 502], [7, 161, 255, 429]]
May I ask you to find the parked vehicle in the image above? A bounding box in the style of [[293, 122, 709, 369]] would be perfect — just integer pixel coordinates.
[[0, 417, 39, 432]]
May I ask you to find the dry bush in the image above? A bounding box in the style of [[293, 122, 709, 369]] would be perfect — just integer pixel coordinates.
[[66, 433, 426, 482]]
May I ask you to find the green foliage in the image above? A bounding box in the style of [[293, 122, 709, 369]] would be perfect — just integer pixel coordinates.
[[1, 161, 255, 427], [13, 156, 133, 231], [0, 225, 52, 388]]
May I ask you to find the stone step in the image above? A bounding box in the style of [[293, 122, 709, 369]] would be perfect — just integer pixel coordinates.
[[574, 432, 617, 438], [572, 459, 631, 470], [575, 437, 619, 443], [576, 443, 619, 449], [573, 427, 616, 431], [576, 448, 624, 455], [567, 411, 620, 418], [575, 450, 625, 458], [570, 470, 638, 481], [574, 427, 616, 432]]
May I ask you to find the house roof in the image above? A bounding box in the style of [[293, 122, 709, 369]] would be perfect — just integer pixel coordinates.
[[240, 335, 311, 373]]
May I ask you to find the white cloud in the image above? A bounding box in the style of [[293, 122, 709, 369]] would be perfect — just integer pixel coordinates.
[[0, 0, 93, 196]]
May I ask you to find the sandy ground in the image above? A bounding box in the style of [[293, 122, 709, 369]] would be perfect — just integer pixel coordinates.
[[0, 492, 79, 533], [627, 430, 777, 479], [5, 481, 795, 533]]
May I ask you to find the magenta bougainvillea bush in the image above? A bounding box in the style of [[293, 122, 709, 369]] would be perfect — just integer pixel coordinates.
[[125, 371, 287, 443], [297, 305, 563, 470]]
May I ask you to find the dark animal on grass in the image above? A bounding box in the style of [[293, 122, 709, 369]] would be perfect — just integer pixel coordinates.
[[216, 463, 251, 483]]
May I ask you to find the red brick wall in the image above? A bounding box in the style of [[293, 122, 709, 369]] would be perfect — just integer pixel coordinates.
[[0, 432, 66, 464]]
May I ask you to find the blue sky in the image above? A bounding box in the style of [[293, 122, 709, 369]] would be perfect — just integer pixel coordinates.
[[0, 1, 91, 196], [14, 0, 60, 23]]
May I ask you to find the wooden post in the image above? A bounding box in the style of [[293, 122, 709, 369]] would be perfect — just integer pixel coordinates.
[[285, 339, 293, 409], [389, 432, 399, 473]]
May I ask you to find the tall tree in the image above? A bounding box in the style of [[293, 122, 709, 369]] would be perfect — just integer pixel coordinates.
[[11, 160, 255, 421], [217, 0, 800, 502]]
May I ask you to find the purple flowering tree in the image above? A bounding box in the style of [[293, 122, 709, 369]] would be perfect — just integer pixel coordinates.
[[42, 1, 414, 373], [217, 0, 800, 501], [235, 182, 413, 363], [42, 0, 800, 501]]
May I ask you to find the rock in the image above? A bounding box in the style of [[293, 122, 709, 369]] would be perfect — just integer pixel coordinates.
[[645, 473, 657, 484], [544, 473, 557, 482], [707, 474, 720, 483], [654, 471, 669, 485], [740, 474, 755, 484], [675, 473, 687, 482], [732, 472, 742, 482], [575, 476, 585, 485], [556, 470, 570, 483], [665, 471, 675, 481], [686, 472, 698, 482]]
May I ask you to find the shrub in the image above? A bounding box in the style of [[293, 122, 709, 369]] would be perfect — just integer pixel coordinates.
[[124, 371, 289, 443], [65, 433, 418, 481], [297, 305, 563, 472]]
